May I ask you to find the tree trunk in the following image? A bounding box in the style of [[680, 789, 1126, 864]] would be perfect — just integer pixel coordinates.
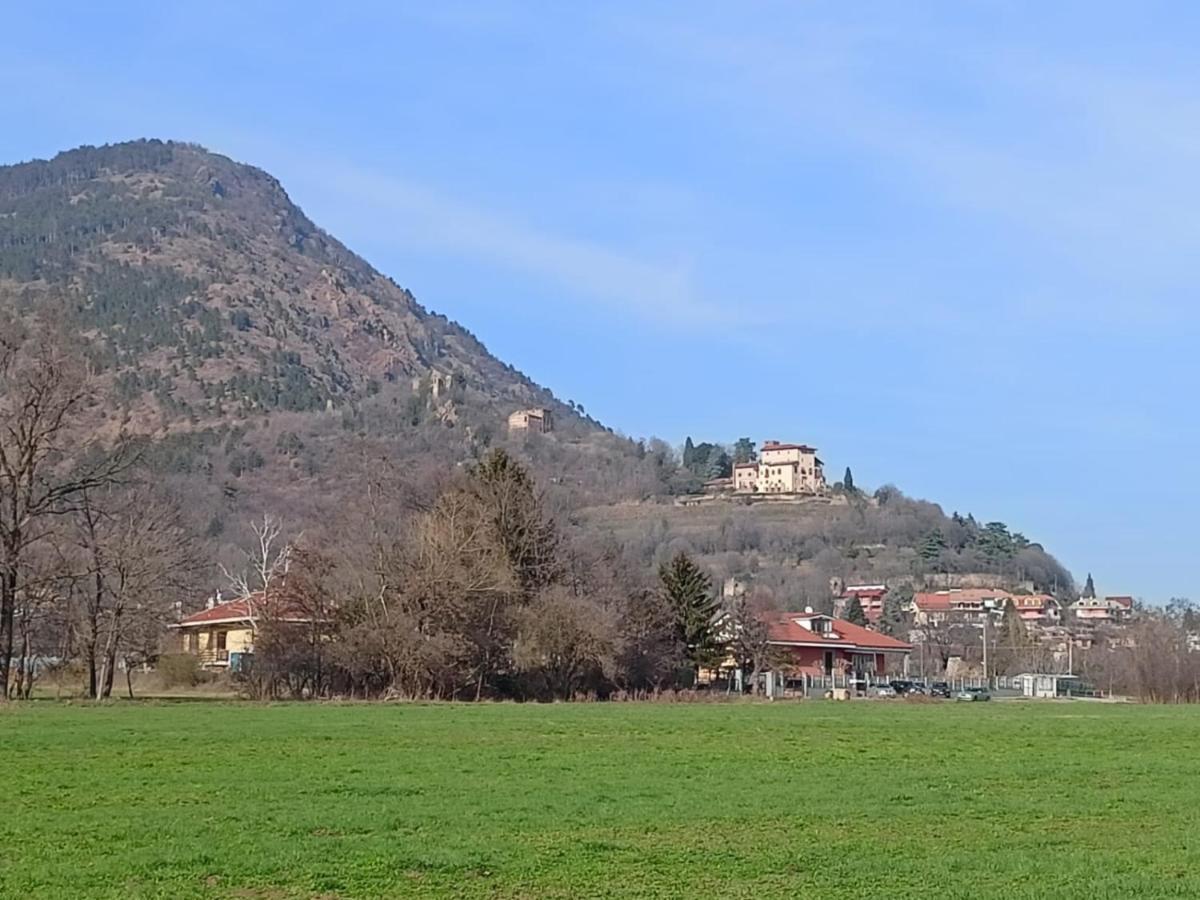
[[98, 604, 123, 700], [125, 663, 135, 700], [85, 570, 103, 699], [86, 644, 98, 700], [0, 565, 16, 701], [12, 626, 30, 700]]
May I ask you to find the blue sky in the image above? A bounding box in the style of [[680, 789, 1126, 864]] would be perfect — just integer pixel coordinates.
[[2, 2, 1198, 600]]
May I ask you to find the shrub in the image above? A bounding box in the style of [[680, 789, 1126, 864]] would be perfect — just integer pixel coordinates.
[[157, 653, 202, 688]]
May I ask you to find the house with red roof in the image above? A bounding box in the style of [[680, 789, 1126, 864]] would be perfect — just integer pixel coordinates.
[[170, 591, 316, 668], [1009, 594, 1061, 625], [834, 584, 888, 624], [1069, 595, 1134, 624], [766, 609, 911, 678], [911, 588, 1013, 625]]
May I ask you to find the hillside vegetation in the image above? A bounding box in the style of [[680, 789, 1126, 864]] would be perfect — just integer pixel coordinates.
[[0, 140, 1073, 598]]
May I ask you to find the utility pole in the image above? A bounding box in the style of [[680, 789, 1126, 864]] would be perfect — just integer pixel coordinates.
[[981, 615, 989, 682]]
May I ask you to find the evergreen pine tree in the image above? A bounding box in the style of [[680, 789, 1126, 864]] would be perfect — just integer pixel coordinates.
[[682, 437, 695, 470], [657, 552, 723, 677], [920, 528, 947, 562], [705, 450, 732, 480], [844, 596, 868, 626], [843, 467, 855, 492], [879, 585, 912, 637], [733, 437, 756, 464]]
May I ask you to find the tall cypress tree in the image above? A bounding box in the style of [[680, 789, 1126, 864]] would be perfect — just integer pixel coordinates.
[[657, 552, 723, 677], [843, 467, 855, 492], [1082, 572, 1096, 599]]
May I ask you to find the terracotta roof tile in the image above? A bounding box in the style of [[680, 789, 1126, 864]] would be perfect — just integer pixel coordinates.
[[175, 591, 315, 627], [766, 613, 911, 652]]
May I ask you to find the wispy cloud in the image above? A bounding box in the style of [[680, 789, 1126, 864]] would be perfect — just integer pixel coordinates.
[[314, 161, 734, 327], [612, 13, 1200, 329]]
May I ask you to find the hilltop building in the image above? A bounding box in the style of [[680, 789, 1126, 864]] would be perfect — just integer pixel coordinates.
[[733, 440, 825, 495], [507, 407, 554, 434]]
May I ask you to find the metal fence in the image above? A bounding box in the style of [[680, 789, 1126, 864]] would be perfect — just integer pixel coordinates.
[[775, 672, 1026, 699]]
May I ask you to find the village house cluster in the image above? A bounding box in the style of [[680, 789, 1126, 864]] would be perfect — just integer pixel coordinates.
[[832, 581, 1137, 671], [835, 583, 1133, 630]]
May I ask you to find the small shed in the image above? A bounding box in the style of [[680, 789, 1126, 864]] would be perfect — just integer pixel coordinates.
[[1017, 673, 1079, 698]]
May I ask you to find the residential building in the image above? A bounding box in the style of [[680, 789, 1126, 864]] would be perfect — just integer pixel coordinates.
[[733, 440, 825, 495], [1009, 594, 1062, 625], [170, 591, 315, 669], [507, 407, 553, 434], [911, 588, 1013, 626], [1069, 595, 1134, 624], [765, 608, 911, 677], [834, 584, 888, 624]]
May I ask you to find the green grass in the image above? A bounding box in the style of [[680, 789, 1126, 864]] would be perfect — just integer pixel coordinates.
[[3, 701, 1200, 898]]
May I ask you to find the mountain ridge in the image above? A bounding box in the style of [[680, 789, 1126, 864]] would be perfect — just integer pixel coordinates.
[[0, 138, 578, 432]]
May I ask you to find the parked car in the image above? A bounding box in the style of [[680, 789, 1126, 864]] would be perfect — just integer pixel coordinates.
[[874, 685, 898, 698], [889, 680, 926, 696], [955, 687, 992, 702], [929, 682, 952, 698]]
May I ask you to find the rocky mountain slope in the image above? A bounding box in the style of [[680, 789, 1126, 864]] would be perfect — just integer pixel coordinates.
[[0, 139, 568, 430]]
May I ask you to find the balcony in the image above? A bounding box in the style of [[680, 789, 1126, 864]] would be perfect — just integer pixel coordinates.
[[194, 648, 230, 667]]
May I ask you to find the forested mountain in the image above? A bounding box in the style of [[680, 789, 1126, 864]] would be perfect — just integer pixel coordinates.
[[0, 139, 577, 424], [0, 140, 1075, 604]]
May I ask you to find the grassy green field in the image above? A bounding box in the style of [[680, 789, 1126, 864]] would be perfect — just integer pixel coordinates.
[[3, 701, 1199, 899]]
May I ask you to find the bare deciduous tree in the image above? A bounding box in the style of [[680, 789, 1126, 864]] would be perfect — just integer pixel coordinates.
[[74, 486, 202, 698], [513, 587, 616, 699], [220, 513, 296, 601], [0, 324, 129, 699]]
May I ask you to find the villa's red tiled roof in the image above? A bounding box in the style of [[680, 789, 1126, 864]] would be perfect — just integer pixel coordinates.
[[766, 613, 911, 652], [175, 592, 314, 627]]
